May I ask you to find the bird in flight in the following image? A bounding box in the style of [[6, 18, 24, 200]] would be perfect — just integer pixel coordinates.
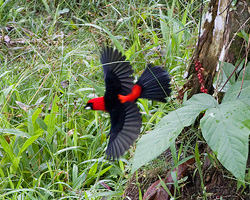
[[85, 46, 171, 160]]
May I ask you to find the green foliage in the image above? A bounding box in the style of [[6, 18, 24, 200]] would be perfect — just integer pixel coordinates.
[[0, 0, 206, 198], [216, 61, 250, 92], [132, 93, 217, 172], [194, 142, 206, 197], [133, 80, 250, 181]]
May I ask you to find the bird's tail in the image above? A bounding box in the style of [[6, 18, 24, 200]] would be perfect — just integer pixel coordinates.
[[136, 64, 171, 102]]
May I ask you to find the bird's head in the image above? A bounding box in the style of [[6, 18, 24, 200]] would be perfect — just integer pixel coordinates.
[[84, 96, 106, 111], [84, 102, 93, 110]]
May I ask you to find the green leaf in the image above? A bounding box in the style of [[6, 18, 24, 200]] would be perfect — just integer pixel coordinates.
[[201, 99, 250, 180], [201, 80, 250, 180], [58, 8, 69, 15], [34, 95, 47, 105], [72, 164, 87, 190], [159, 9, 170, 43], [70, 20, 78, 30], [73, 171, 87, 190], [0, 135, 15, 162], [36, 117, 48, 131], [46, 94, 59, 143], [88, 162, 98, 176], [124, 33, 140, 60], [11, 157, 21, 173], [1, 85, 13, 98], [132, 93, 217, 173], [0, 129, 30, 138], [223, 80, 250, 102], [0, 71, 11, 78], [27, 109, 34, 136], [40, 0, 52, 17], [18, 133, 42, 157], [32, 107, 42, 125], [222, 62, 236, 85], [182, 93, 217, 107], [238, 62, 250, 81], [72, 164, 78, 185], [54, 146, 81, 156], [97, 165, 112, 177], [237, 30, 249, 43]]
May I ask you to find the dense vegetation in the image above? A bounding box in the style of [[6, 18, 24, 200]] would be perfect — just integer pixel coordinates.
[[1, 0, 250, 199]]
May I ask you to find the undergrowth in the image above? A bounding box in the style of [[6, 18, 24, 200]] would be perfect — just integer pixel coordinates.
[[0, 0, 228, 199]]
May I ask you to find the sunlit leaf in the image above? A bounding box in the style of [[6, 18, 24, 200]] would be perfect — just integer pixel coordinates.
[[201, 81, 250, 180], [132, 93, 217, 173]]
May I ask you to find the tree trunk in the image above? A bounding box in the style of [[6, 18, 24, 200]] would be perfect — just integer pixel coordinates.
[[185, 0, 250, 99]]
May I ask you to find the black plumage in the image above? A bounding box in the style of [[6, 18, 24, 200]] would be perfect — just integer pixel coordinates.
[[86, 46, 171, 160], [136, 64, 171, 102], [101, 47, 141, 160]]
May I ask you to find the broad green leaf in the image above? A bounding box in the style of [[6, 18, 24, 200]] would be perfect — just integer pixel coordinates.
[[132, 93, 217, 173], [201, 99, 250, 180], [237, 30, 249, 43], [182, 93, 217, 107], [222, 62, 236, 84], [238, 62, 250, 81], [201, 80, 250, 180], [223, 80, 250, 102], [88, 162, 98, 176]]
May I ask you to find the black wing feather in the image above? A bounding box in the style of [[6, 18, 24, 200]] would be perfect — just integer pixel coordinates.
[[101, 46, 134, 95], [106, 102, 142, 160], [100, 47, 142, 159]]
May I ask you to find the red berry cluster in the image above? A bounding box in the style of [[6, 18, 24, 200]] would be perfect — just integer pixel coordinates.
[[194, 60, 207, 93]]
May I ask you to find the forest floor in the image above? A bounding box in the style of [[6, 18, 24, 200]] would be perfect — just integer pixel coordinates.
[[125, 165, 250, 199], [124, 148, 250, 200]]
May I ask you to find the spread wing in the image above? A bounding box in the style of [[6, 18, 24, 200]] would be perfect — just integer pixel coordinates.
[[101, 46, 134, 96], [106, 102, 142, 160]]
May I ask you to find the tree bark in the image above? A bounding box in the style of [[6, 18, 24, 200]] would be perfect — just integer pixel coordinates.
[[226, 0, 250, 64], [185, 0, 250, 99]]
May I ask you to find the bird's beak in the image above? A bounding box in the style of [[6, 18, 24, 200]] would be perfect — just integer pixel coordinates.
[[84, 106, 92, 110]]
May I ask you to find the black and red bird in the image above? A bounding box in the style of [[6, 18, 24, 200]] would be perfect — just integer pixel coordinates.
[[85, 46, 171, 159]]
